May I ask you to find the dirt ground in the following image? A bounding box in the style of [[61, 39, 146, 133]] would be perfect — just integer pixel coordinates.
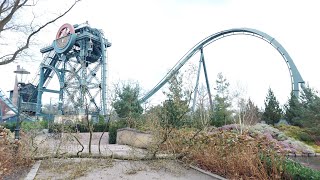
[[34, 158, 216, 180]]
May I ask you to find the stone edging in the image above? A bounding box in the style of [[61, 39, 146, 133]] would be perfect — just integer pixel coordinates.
[[176, 160, 227, 180], [287, 153, 320, 157], [189, 164, 228, 180], [24, 160, 42, 180]]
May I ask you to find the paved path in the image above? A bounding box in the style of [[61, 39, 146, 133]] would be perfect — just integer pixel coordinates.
[[23, 132, 226, 179]]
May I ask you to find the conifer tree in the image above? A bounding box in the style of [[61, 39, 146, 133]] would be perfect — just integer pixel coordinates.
[[262, 88, 282, 125]]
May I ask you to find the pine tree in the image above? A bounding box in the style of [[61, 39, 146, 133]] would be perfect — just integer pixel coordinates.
[[212, 72, 232, 127], [284, 92, 302, 126], [262, 88, 282, 125], [160, 73, 189, 128], [299, 87, 320, 131], [113, 83, 143, 120]]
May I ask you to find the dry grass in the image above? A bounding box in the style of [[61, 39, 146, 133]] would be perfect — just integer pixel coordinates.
[[157, 128, 288, 179]]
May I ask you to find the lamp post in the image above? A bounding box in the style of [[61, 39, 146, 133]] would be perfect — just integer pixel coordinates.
[[14, 65, 30, 140]]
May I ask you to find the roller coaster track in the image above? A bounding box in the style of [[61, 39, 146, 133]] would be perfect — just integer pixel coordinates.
[[0, 88, 33, 121], [1, 27, 306, 119], [139, 28, 305, 103]]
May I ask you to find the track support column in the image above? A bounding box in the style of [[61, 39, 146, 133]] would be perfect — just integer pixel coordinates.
[[201, 48, 213, 112], [192, 54, 203, 112]]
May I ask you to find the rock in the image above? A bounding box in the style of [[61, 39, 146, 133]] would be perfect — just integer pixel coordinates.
[[116, 128, 154, 149]]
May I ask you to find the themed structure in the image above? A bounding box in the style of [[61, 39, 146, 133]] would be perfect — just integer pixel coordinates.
[[0, 26, 305, 121], [35, 23, 111, 116]]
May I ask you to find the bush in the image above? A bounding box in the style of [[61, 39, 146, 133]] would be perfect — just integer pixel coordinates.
[[48, 123, 65, 133], [4, 122, 16, 132], [298, 132, 314, 143], [108, 120, 126, 144], [47, 121, 108, 133], [160, 129, 286, 179], [284, 159, 320, 179], [0, 126, 34, 177], [93, 122, 108, 132], [277, 125, 316, 143]]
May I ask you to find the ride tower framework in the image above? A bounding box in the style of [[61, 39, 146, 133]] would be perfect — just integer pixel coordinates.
[[36, 23, 111, 117]]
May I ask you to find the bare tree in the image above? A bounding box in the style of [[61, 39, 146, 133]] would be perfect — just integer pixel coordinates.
[[0, 0, 81, 65], [232, 84, 261, 130]]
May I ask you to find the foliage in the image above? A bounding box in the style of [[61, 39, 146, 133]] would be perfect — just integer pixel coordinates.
[[93, 122, 108, 132], [4, 122, 16, 132], [277, 124, 319, 150], [250, 123, 315, 154], [48, 123, 75, 133], [112, 83, 143, 127], [159, 128, 288, 179], [284, 87, 320, 144], [154, 126, 320, 179], [212, 72, 233, 126], [160, 73, 190, 128], [262, 88, 283, 125], [284, 158, 320, 180], [0, 125, 33, 177], [284, 92, 303, 126], [47, 122, 108, 133], [298, 87, 320, 134], [108, 120, 126, 144]]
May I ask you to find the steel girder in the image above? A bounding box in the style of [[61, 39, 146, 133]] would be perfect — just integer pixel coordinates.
[[36, 23, 111, 116]]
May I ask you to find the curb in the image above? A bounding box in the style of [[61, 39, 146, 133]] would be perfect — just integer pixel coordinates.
[[176, 160, 227, 180], [189, 164, 227, 180], [24, 160, 41, 180], [287, 153, 320, 157]]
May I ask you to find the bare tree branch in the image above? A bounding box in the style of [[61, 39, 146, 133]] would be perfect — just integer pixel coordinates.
[[0, 0, 80, 65], [0, 0, 28, 32]]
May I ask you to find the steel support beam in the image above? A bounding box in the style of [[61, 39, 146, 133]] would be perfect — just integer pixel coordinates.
[[192, 55, 203, 112], [201, 49, 213, 111]]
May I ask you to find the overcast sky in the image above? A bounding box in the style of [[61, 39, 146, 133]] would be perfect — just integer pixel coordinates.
[[1, 0, 320, 109]]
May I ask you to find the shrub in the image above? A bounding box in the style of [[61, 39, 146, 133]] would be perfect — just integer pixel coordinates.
[[284, 159, 320, 179], [4, 123, 16, 132], [159, 129, 286, 179], [277, 125, 316, 143], [156, 127, 319, 179], [298, 132, 314, 143], [108, 120, 126, 144], [93, 122, 108, 132], [0, 126, 34, 177]]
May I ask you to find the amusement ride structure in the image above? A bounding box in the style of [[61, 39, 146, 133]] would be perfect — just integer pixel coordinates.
[[0, 24, 305, 121]]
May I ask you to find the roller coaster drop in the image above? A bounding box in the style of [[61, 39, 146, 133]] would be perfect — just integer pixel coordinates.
[[0, 24, 305, 120], [139, 28, 306, 109]]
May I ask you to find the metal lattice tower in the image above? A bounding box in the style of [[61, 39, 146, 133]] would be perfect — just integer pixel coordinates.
[[36, 23, 111, 116]]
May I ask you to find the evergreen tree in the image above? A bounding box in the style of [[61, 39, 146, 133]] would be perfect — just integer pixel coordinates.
[[112, 83, 143, 120], [299, 87, 320, 132], [160, 73, 189, 128], [262, 88, 282, 125], [212, 72, 232, 127], [284, 92, 302, 126]]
